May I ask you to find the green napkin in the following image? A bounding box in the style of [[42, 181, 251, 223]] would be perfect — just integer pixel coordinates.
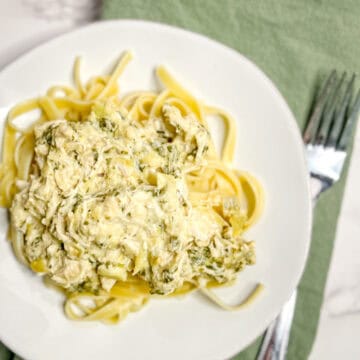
[[101, 1, 358, 359], [1, 1, 359, 359]]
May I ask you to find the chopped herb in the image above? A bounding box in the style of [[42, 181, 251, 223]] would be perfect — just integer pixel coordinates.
[[99, 118, 117, 133], [44, 129, 53, 146], [162, 269, 174, 283]]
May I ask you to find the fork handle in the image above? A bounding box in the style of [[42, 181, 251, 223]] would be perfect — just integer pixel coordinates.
[[256, 292, 297, 360], [256, 176, 324, 360], [309, 175, 332, 203]]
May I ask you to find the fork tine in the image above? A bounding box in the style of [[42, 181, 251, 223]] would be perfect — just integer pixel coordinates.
[[337, 88, 360, 150], [316, 72, 346, 145], [303, 70, 337, 144], [326, 73, 355, 147]]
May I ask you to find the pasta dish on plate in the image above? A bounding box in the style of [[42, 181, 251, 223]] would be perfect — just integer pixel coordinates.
[[0, 52, 264, 323]]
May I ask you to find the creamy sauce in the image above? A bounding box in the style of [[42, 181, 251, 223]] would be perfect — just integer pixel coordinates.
[[11, 103, 255, 295]]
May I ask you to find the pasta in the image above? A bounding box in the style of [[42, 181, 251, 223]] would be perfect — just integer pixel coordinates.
[[0, 51, 264, 323]]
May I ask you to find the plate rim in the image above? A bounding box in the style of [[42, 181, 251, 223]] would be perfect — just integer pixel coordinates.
[[0, 19, 312, 359]]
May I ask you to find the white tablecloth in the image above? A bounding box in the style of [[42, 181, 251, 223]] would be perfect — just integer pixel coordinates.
[[0, 1, 359, 358]]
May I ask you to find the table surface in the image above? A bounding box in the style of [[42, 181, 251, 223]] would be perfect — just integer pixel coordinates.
[[0, 1, 359, 359]]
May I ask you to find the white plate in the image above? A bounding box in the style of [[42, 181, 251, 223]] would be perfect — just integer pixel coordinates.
[[0, 20, 311, 360]]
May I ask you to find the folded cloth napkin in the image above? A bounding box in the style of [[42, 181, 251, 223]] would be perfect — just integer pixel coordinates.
[[1, 1, 359, 359], [100, 1, 360, 359], [0, 346, 11, 360]]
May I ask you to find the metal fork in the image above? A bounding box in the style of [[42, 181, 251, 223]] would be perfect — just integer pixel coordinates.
[[257, 70, 360, 360]]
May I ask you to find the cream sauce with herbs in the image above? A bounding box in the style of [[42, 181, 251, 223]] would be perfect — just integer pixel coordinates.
[[11, 104, 255, 295]]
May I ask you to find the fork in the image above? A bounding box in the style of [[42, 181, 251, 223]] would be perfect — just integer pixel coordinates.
[[257, 70, 360, 360]]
